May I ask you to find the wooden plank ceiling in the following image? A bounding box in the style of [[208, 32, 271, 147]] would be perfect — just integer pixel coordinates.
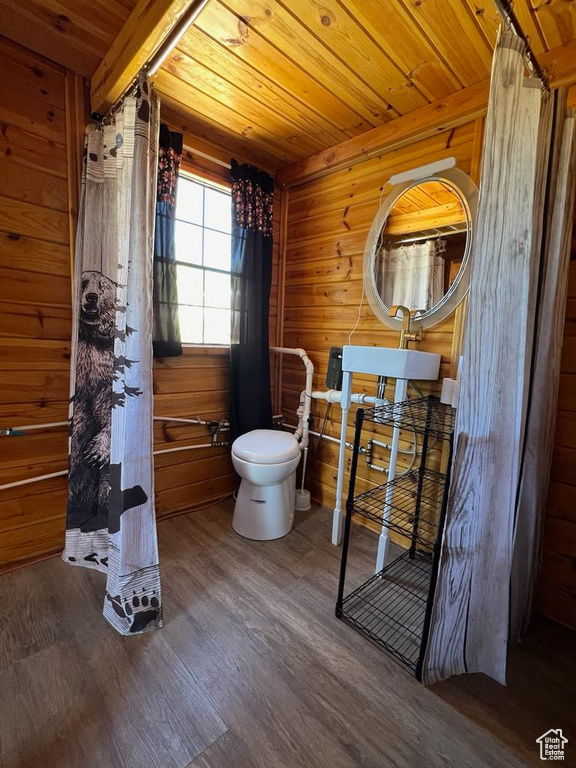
[[156, 0, 576, 170], [1, 0, 576, 170], [0, 0, 138, 76]]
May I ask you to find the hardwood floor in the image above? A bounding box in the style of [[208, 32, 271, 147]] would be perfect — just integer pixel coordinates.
[[0, 501, 574, 768]]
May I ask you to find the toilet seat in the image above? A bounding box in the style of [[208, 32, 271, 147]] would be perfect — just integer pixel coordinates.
[[232, 429, 300, 464]]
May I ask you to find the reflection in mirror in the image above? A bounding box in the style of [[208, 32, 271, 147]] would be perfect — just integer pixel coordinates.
[[374, 180, 469, 315]]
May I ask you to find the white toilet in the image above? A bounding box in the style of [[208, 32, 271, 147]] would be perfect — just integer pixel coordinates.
[[231, 429, 301, 540]]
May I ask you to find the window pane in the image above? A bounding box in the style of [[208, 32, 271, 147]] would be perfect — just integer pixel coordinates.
[[176, 178, 203, 224], [175, 221, 203, 265], [178, 305, 203, 343], [204, 187, 231, 233], [205, 270, 231, 309], [176, 264, 203, 306], [204, 229, 231, 271], [204, 308, 230, 345]]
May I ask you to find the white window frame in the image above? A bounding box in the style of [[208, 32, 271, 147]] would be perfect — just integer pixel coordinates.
[[175, 171, 232, 349]]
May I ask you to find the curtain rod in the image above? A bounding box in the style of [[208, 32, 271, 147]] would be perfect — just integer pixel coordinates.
[[493, 0, 549, 91], [92, 0, 211, 122], [384, 227, 468, 246], [184, 144, 232, 170], [147, 0, 211, 76]]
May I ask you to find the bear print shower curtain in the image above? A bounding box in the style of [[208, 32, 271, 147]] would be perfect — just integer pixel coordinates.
[[64, 75, 163, 635]]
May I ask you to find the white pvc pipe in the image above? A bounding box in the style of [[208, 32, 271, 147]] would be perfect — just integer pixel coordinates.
[[3, 416, 228, 433], [153, 416, 230, 430], [311, 390, 388, 407], [270, 346, 314, 449], [0, 470, 68, 491], [0, 441, 230, 492], [284, 424, 350, 449], [332, 370, 353, 545], [3, 421, 68, 433], [271, 346, 314, 498], [153, 442, 229, 456]]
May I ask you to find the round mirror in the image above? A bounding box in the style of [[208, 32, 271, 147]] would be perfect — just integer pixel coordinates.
[[363, 168, 478, 331]]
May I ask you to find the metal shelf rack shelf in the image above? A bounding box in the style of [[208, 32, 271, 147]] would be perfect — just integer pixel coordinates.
[[335, 395, 455, 679], [353, 468, 446, 551], [363, 395, 456, 439], [340, 549, 432, 670]]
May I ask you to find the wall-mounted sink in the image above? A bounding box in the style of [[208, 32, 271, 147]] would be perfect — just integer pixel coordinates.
[[342, 345, 441, 381]]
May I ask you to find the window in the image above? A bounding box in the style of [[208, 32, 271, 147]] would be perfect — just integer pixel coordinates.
[[175, 174, 232, 345]]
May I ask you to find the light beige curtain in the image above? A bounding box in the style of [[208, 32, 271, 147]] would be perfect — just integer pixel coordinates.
[[64, 75, 163, 635], [511, 103, 576, 641], [423, 32, 576, 684], [379, 240, 444, 312]]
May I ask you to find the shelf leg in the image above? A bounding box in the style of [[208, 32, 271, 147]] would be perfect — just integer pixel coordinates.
[[375, 531, 390, 573], [416, 434, 455, 682], [377, 378, 408, 571], [410, 397, 432, 558], [336, 408, 364, 614], [332, 370, 353, 545]]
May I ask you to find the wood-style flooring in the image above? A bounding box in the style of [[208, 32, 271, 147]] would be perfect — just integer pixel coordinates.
[[0, 501, 574, 768]]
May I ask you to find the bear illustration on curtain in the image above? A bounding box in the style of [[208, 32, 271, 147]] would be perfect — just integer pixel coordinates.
[[68, 270, 147, 536], [64, 75, 163, 636]]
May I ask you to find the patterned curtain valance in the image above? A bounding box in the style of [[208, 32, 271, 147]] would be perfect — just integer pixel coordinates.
[[157, 124, 183, 205], [231, 159, 274, 236]]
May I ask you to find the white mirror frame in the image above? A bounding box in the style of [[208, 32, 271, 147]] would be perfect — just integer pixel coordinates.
[[363, 167, 478, 331]]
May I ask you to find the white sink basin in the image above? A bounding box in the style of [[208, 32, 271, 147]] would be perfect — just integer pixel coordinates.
[[342, 345, 441, 381]]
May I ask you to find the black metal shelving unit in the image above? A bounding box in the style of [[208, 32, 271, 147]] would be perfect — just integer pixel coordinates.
[[335, 395, 455, 679]]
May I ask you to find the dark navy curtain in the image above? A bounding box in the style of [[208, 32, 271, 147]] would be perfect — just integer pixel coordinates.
[[229, 159, 274, 439], [152, 124, 183, 358]]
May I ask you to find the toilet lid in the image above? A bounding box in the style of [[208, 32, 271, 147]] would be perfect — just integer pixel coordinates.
[[232, 429, 301, 464]]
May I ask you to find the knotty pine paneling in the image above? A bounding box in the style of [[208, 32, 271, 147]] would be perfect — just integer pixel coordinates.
[[0, 39, 74, 569], [153, 0, 576, 170], [0, 5, 136, 78], [280, 116, 576, 628], [0, 40, 281, 572], [280, 122, 479, 532], [537, 227, 576, 629]]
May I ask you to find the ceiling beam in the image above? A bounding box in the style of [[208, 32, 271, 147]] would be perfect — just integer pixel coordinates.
[[90, 0, 207, 117], [276, 80, 490, 189], [540, 39, 576, 92], [276, 38, 576, 189]]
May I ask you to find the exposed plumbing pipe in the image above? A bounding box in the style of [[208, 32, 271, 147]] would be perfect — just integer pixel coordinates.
[[0, 470, 69, 491], [0, 441, 232, 493], [271, 347, 314, 446], [154, 441, 230, 456], [1, 421, 68, 435], [153, 416, 229, 428], [2, 415, 230, 436], [271, 346, 314, 498], [311, 390, 388, 407], [284, 424, 357, 452]]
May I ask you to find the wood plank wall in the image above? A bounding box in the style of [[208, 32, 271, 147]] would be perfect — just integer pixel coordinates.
[[537, 218, 576, 629], [153, 145, 282, 523], [0, 37, 280, 572], [280, 116, 576, 629], [0, 37, 75, 571], [280, 122, 480, 527]]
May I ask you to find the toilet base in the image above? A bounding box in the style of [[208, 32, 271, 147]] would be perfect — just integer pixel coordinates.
[[232, 473, 296, 541]]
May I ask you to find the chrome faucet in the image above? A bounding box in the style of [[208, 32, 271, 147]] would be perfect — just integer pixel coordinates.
[[389, 305, 423, 349]]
